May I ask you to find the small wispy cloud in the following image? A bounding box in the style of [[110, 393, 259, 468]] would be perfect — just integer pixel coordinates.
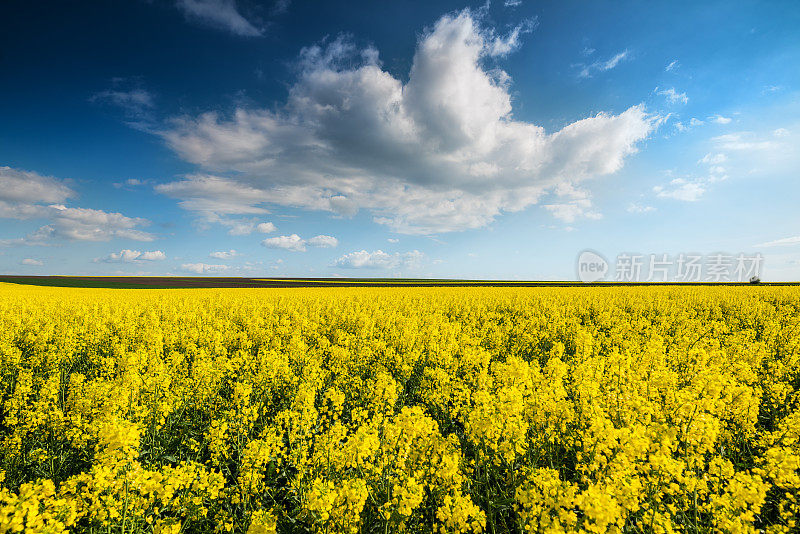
[[656, 87, 688, 105], [712, 132, 777, 151], [90, 89, 154, 116], [665, 60, 679, 72], [307, 235, 339, 248], [673, 117, 704, 132], [578, 49, 630, 78], [627, 203, 655, 214], [710, 114, 732, 124], [209, 249, 239, 259], [762, 84, 783, 94], [21, 258, 43, 266], [113, 178, 152, 189], [754, 236, 800, 248], [487, 19, 536, 57], [653, 150, 730, 203], [176, 0, 264, 37], [181, 262, 229, 274], [271, 0, 291, 15], [90, 78, 157, 130], [699, 153, 727, 165], [653, 178, 705, 202]]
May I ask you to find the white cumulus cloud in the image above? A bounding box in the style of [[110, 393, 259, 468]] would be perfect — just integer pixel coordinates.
[[157, 9, 657, 234], [39, 205, 155, 242], [0, 166, 154, 245], [0, 166, 75, 205], [261, 233, 339, 252], [140, 250, 166, 260], [333, 249, 424, 269], [21, 258, 43, 266], [99, 249, 166, 262], [262, 234, 306, 252], [256, 222, 276, 233], [222, 219, 277, 235], [0, 166, 75, 220]]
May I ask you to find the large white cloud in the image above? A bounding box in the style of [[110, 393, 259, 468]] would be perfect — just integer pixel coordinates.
[[158, 9, 657, 234]]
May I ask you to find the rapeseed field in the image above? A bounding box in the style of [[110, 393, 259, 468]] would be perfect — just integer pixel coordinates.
[[1, 284, 799, 533]]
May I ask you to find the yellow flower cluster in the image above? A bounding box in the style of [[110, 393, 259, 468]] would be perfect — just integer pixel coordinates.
[[1, 283, 800, 533]]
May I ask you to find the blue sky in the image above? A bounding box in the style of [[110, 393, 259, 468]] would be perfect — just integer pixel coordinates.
[[1, 0, 799, 280]]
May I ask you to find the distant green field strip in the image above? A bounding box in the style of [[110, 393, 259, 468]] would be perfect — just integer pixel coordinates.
[[0, 277, 159, 289]]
